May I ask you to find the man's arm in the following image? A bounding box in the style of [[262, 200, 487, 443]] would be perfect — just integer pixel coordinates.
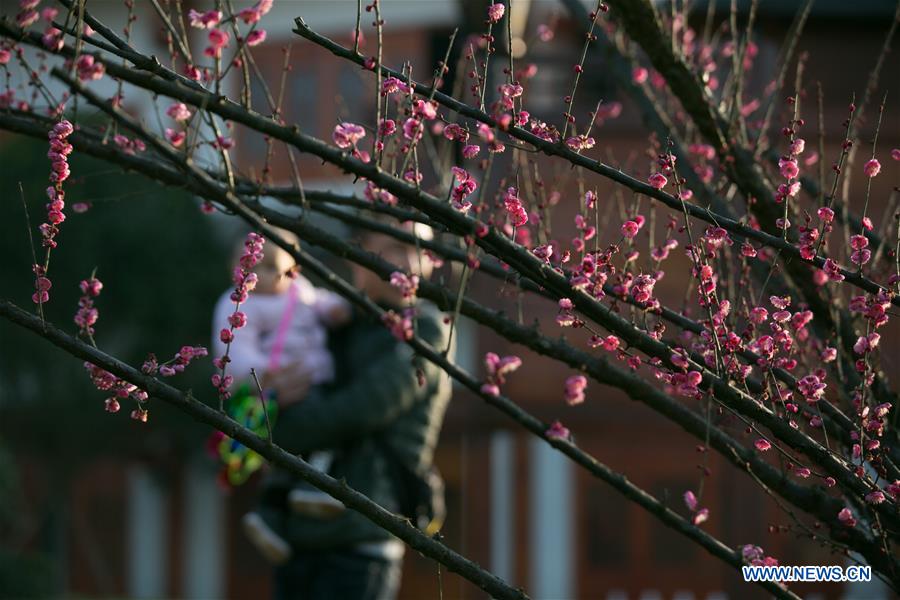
[[272, 313, 447, 454]]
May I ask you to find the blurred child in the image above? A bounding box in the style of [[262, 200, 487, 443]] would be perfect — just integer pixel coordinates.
[[211, 231, 351, 564]]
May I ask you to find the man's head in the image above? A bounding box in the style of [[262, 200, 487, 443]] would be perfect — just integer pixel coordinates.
[[353, 221, 434, 304]]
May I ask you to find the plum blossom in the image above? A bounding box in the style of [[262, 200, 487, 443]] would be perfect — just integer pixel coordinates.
[[389, 271, 419, 299], [238, 0, 274, 24], [564, 375, 588, 405], [754, 439, 771, 452], [631, 273, 657, 306], [246, 30, 267, 47], [545, 420, 571, 441], [382, 308, 414, 341], [166, 128, 186, 147], [863, 158, 881, 177], [75, 55, 105, 81], [213, 233, 265, 402], [556, 298, 578, 327], [166, 102, 192, 122], [838, 507, 856, 527], [33, 120, 75, 305], [487, 3, 505, 22], [206, 29, 230, 57], [481, 352, 522, 396], [333, 122, 366, 149], [797, 374, 826, 402], [566, 135, 595, 152], [632, 66, 648, 84], [450, 167, 477, 213], [188, 9, 222, 29], [684, 490, 698, 512], [648, 172, 667, 189], [503, 187, 528, 227], [865, 491, 886, 505], [622, 220, 642, 241], [74, 275, 103, 338], [778, 157, 799, 179]]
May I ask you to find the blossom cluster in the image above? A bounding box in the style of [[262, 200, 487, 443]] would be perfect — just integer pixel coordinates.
[[143, 345, 209, 378], [212, 232, 265, 402], [32, 120, 74, 306], [480, 352, 522, 397], [84, 361, 149, 420], [74, 275, 103, 338]]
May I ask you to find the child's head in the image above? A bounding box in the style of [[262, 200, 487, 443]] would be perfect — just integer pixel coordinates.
[[234, 229, 298, 295]]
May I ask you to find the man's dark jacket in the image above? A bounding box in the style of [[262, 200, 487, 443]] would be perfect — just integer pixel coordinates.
[[272, 302, 452, 550]]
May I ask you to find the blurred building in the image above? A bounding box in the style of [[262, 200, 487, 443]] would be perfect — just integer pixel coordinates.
[[4, 1, 898, 599]]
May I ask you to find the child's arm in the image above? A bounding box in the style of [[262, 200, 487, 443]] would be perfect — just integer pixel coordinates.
[[211, 292, 269, 383], [311, 287, 352, 327]]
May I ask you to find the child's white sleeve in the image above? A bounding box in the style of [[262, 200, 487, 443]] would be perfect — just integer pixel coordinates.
[[211, 292, 269, 383]]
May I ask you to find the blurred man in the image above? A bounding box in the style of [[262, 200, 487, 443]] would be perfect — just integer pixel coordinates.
[[264, 226, 452, 600]]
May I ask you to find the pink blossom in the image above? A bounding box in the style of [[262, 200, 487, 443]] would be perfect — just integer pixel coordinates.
[[503, 187, 528, 227], [564, 375, 588, 405], [648, 172, 667, 190], [402, 118, 422, 141], [188, 9, 222, 29], [754, 439, 771, 452], [823, 258, 845, 282], [692, 508, 709, 526], [389, 271, 420, 299], [632, 66, 648, 84], [789, 138, 805, 155], [545, 420, 570, 440], [537, 24, 554, 42], [797, 374, 826, 402], [865, 491, 886, 504], [487, 3, 505, 23], [838, 507, 856, 527], [166, 102, 192, 122], [246, 29, 267, 47], [165, 128, 185, 147], [778, 157, 799, 179], [817, 206, 834, 222], [481, 383, 500, 396], [631, 273, 656, 305], [42, 28, 63, 51], [601, 335, 620, 351], [238, 0, 274, 24], [891, 148, 900, 161], [532, 244, 553, 262], [75, 54, 105, 81], [333, 122, 366, 149], [17, 9, 39, 28], [749, 307, 768, 324], [482, 352, 522, 396], [462, 144, 480, 158], [566, 135, 595, 152], [207, 28, 230, 53], [74, 276, 102, 337], [621, 220, 640, 239], [382, 308, 414, 341], [863, 158, 881, 177], [683, 490, 698, 512]]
